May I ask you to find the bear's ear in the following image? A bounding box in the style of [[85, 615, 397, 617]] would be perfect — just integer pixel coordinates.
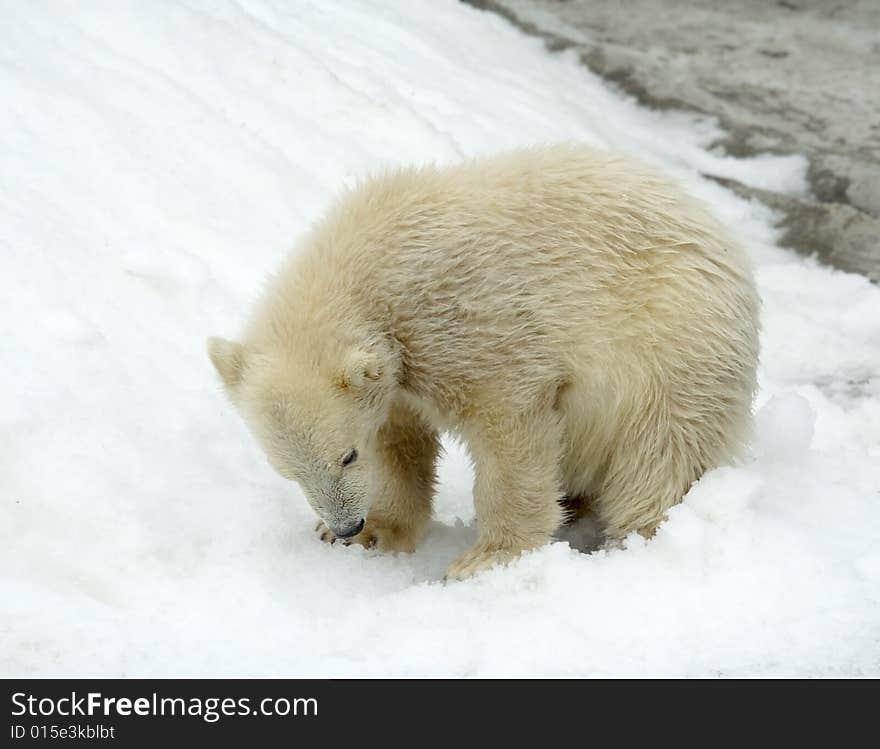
[[337, 348, 383, 391], [207, 337, 247, 393]]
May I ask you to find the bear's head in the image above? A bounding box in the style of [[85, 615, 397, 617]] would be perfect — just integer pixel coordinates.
[[207, 335, 399, 537]]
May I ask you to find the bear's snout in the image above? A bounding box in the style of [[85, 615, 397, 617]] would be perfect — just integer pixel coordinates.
[[332, 518, 365, 539]]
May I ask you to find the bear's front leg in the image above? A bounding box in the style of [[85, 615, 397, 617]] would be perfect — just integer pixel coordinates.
[[445, 408, 565, 581], [317, 400, 439, 553]]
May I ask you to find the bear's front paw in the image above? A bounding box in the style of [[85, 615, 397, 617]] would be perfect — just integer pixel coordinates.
[[315, 520, 354, 546], [444, 545, 518, 581], [314, 520, 419, 553]]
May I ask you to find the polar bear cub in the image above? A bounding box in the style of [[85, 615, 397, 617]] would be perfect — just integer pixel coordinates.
[[208, 145, 760, 580]]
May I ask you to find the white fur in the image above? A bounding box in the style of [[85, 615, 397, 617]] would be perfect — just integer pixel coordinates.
[[208, 145, 760, 579]]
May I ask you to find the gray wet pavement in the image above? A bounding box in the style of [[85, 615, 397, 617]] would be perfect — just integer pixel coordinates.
[[465, 0, 880, 281]]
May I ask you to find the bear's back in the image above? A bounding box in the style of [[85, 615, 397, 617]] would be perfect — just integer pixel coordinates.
[[265, 145, 758, 414], [329, 145, 755, 349]]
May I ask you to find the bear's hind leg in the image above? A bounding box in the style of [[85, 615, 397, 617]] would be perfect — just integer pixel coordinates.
[[594, 409, 708, 540], [445, 407, 565, 580]]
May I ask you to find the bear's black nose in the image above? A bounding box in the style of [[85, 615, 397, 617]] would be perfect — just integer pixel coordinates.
[[333, 518, 365, 539]]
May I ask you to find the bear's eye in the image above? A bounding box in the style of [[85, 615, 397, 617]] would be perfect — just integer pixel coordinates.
[[341, 448, 358, 467]]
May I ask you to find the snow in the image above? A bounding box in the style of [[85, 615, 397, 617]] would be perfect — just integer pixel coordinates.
[[1, 0, 878, 677]]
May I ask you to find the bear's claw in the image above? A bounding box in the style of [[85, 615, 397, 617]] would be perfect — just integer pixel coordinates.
[[315, 521, 338, 545]]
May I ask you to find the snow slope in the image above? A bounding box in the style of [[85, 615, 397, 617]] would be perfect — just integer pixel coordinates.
[[1, 0, 878, 677]]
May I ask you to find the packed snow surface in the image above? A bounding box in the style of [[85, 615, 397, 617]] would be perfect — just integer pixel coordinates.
[[2, 0, 878, 676]]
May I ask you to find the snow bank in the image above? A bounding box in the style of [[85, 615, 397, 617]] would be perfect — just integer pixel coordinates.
[[1, 0, 878, 676]]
